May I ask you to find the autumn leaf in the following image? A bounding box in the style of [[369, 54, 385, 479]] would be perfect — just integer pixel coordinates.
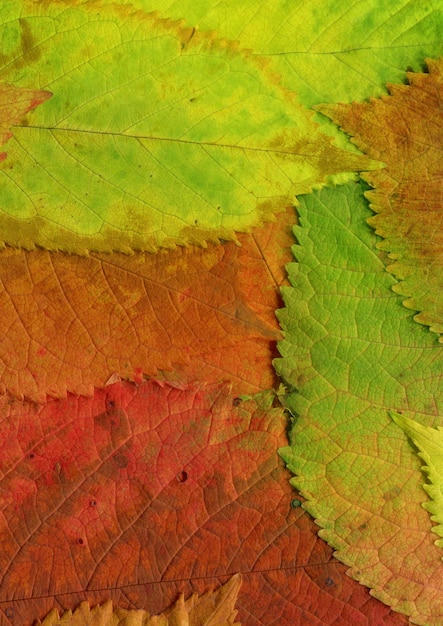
[[391, 411, 443, 549], [107, 0, 442, 106], [37, 575, 242, 625], [0, 208, 295, 402], [319, 58, 443, 340], [0, 380, 406, 625], [0, 82, 51, 160], [0, 1, 375, 254], [276, 182, 443, 625]]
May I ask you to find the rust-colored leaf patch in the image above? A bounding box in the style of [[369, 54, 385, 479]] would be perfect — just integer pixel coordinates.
[[0, 82, 51, 160]]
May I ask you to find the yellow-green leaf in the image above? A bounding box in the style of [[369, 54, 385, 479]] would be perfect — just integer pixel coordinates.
[[0, 0, 374, 253], [276, 182, 443, 625]]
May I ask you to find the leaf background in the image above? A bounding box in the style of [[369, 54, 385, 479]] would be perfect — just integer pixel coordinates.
[[0, 1, 442, 625]]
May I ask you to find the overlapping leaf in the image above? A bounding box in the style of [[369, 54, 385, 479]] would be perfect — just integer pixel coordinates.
[[276, 182, 443, 625], [37, 576, 242, 625], [320, 59, 443, 339], [391, 411, 443, 549], [0, 208, 294, 402], [0, 1, 376, 254], [0, 380, 406, 625], [111, 0, 443, 107]]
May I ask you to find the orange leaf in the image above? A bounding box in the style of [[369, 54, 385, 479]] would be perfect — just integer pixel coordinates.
[[0, 210, 293, 402]]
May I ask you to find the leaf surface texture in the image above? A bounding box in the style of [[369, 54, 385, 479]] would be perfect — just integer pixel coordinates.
[[0, 209, 294, 402], [0, 380, 406, 626], [0, 1, 374, 253], [320, 59, 443, 339], [276, 182, 443, 625], [37, 576, 241, 625]]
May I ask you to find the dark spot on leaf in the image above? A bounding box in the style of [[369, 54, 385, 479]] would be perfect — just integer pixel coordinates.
[[113, 454, 129, 469], [5, 608, 14, 619], [291, 499, 302, 508], [28, 453, 35, 459], [383, 486, 401, 501], [90, 500, 97, 507], [232, 397, 241, 407], [77, 538, 84, 545], [325, 577, 335, 587], [19, 18, 41, 64], [176, 470, 188, 483]]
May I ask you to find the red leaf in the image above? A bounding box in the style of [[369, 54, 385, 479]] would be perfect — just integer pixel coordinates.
[[0, 381, 407, 625]]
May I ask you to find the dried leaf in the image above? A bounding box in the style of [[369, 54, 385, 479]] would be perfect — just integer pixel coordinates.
[[0, 209, 294, 402]]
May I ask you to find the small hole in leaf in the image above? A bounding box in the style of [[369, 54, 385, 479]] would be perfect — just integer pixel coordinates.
[[325, 577, 335, 587], [232, 397, 241, 407], [5, 608, 14, 619], [90, 500, 97, 507], [77, 538, 84, 545], [176, 471, 188, 483], [291, 499, 302, 509]]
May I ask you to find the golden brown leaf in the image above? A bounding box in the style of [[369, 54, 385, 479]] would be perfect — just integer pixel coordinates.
[[37, 575, 241, 625]]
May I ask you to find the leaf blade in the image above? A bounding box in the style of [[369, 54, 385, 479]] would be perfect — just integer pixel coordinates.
[[276, 182, 443, 624], [0, 1, 375, 253]]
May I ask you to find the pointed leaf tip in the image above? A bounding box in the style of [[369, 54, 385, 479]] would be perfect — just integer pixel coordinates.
[[391, 410, 443, 548]]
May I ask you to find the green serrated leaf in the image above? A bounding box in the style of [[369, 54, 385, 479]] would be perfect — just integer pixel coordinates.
[[275, 182, 443, 625]]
